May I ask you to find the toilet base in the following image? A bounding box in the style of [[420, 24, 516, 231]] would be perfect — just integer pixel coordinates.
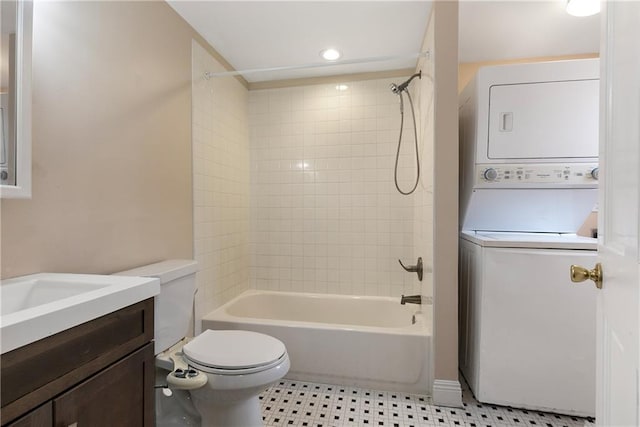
[[155, 388, 201, 427], [192, 394, 262, 427]]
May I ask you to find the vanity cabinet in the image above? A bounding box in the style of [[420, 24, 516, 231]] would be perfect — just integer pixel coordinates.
[[4, 403, 51, 427], [1, 299, 155, 427]]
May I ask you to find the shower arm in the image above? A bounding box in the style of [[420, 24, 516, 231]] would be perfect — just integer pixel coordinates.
[[395, 71, 422, 93]]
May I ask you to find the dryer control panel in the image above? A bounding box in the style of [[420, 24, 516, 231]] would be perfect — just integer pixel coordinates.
[[475, 163, 599, 188]]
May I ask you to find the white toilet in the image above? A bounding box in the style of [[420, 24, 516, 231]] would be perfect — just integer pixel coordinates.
[[116, 260, 290, 427]]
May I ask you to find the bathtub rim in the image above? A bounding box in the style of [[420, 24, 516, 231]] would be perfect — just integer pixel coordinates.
[[202, 289, 433, 336]]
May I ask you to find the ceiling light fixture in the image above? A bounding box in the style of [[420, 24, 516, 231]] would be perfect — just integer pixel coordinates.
[[320, 48, 341, 61], [566, 0, 600, 17], [336, 84, 349, 91]]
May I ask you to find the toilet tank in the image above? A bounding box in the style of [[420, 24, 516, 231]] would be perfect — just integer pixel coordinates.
[[115, 260, 198, 354]]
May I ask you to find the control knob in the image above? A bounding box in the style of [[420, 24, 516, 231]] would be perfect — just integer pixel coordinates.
[[591, 167, 599, 180], [483, 168, 498, 182]]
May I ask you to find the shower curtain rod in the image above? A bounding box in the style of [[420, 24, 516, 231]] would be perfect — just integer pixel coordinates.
[[203, 51, 431, 79]]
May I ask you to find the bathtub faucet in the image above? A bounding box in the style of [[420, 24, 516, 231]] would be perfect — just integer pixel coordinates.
[[400, 294, 422, 305], [398, 257, 423, 281]]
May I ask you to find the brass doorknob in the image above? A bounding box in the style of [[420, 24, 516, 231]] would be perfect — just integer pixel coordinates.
[[570, 263, 603, 289]]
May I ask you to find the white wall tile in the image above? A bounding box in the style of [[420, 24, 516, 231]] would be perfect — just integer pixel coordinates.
[[249, 77, 426, 297], [192, 42, 250, 330]]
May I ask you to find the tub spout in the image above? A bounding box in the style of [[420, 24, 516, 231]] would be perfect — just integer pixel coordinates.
[[401, 294, 422, 305]]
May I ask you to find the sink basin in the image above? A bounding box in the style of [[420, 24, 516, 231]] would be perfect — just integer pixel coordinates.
[[2, 278, 110, 315], [1, 273, 160, 354]]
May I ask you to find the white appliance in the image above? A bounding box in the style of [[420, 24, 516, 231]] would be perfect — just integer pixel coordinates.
[[458, 59, 599, 416]]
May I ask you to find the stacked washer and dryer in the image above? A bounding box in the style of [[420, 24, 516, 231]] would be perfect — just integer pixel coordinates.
[[458, 59, 599, 417]]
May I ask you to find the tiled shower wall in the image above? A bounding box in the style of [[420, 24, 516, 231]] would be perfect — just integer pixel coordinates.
[[248, 78, 424, 297], [192, 41, 250, 330]]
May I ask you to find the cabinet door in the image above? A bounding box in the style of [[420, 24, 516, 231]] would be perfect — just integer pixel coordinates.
[[5, 403, 52, 427], [53, 344, 154, 427]]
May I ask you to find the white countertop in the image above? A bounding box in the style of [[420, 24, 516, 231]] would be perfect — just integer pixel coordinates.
[[1, 273, 160, 354]]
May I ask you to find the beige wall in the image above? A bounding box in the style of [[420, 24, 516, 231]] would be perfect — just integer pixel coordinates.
[[432, 0, 460, 383], [458, 53, 599, 93], [0, 1, 221, 278]]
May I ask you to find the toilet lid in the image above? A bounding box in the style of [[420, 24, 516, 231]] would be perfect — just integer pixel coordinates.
[[182, 330, 286, 370]]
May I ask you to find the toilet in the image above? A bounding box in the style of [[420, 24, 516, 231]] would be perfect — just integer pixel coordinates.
[[115, 260, 290, 427]]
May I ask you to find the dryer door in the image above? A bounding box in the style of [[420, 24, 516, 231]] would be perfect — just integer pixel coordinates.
[[488, 79, 599, 160]]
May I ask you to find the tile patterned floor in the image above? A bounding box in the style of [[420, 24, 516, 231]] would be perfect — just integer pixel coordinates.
[[259, 379, 595, 427]]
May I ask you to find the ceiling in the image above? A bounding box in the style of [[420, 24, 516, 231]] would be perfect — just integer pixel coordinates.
[[459, 1, 600, 63], [167, 1, 600, 83]]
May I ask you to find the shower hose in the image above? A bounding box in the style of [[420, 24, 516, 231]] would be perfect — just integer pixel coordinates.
[[393, 90, 420, 195]]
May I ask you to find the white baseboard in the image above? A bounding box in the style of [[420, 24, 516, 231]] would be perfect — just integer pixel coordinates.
[[432, 379, 463, 408]]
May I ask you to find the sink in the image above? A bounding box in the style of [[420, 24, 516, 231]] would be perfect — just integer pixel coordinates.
[[2, 278, 110, 315], [1, 273, 160, 354]]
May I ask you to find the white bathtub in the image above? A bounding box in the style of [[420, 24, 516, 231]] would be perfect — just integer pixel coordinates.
[[201, 290, 432, 394]]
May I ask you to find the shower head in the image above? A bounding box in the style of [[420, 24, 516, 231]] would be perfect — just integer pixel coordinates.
[[390, 71, 422, 94]]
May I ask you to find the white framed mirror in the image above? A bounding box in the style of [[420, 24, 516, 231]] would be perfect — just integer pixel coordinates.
[[1, 0, 32, 198]]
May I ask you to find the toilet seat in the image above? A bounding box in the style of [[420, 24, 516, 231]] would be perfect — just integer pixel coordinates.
[[186, 352, 289, 376], [182, 330, 287, 376]]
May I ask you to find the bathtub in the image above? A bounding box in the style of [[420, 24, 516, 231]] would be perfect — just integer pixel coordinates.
[[201, 290, 432, 394]]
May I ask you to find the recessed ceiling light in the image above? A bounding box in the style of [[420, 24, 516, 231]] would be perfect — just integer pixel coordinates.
[[566, 0, 600, 17], [320, 48, 341, 61], [336, 84, 349, 91]]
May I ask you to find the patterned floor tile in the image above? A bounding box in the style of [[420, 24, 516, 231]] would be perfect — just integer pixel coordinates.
[[260, 378, 594, 427]]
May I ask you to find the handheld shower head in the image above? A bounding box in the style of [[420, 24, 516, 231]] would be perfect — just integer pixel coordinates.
[[390, 71, 422, 94]]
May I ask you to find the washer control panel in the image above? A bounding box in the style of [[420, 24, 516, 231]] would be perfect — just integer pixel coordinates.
[[475, 163, 599, 187]]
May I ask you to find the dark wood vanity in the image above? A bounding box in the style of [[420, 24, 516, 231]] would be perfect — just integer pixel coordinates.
[[1, 299, 155, 427]]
